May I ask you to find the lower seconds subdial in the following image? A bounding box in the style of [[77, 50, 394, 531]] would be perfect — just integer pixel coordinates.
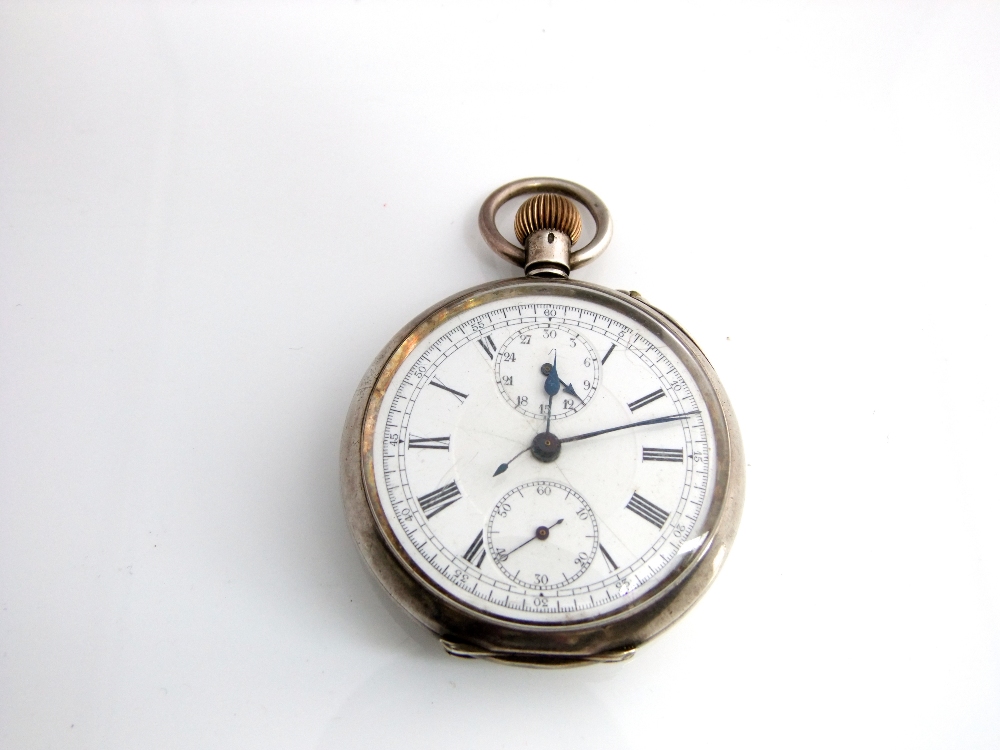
[[487, 480, 599, 590], [495, 323, 600, 420]]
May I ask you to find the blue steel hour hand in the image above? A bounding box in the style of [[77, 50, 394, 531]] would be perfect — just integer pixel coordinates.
[[542, 358, 579, 400], [543, 354, 560, 397], [543, 351, 559, 433]]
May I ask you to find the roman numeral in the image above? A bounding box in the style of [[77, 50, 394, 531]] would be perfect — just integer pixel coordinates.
[[625, 492, 670, 529], [462, 530, 486, 568], [408, 435, 450, 450], [601, 344, 616, 364], [478, 335, 497, 359], [628, 389, 665, 412], [599, 543, 618, 572], [417, 481, 462, 519], [642, 447, 683, 462], [428, 377, 468, 403]]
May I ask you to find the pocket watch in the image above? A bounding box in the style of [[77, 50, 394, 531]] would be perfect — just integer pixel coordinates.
[[341, 178, 744, 666]]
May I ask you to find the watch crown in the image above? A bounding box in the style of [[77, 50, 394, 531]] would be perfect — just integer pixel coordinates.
[[514, 194, 583, 246]]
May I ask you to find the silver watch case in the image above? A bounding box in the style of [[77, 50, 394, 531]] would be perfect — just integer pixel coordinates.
[[340, 277, 744, 666]]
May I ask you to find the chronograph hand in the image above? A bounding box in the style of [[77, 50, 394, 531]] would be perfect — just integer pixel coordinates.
[[560, 411, 700, 444], [494, 411, 699, 475]]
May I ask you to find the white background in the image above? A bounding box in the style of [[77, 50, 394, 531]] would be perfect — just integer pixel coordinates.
[[2, 2, 999, 748]]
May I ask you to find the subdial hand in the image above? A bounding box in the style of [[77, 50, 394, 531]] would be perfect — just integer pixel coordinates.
[[559, 379, 580, 399], [498, 519, 563, 562]]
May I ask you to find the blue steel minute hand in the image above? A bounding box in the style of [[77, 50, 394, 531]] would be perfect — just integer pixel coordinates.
[[559, 411, 700, 444]]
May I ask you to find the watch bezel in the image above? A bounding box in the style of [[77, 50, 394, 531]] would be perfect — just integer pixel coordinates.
[[341, 277, 744, 664]]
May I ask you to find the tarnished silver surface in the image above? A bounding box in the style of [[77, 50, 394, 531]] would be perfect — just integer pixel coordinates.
[[524, 229, 572, 278], [478, 177, 613, 272], [340, 277, 744, 666]]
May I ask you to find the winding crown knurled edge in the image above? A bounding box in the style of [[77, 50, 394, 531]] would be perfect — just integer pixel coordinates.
[[514, 193, 583, 246]]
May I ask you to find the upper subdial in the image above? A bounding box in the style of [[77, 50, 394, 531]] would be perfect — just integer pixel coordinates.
[[494, 323, 600, 420]]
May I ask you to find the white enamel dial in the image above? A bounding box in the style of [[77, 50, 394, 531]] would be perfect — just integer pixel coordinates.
[[372, 293, 716, 624]]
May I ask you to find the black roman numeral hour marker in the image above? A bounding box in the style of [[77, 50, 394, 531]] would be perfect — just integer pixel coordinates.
[[408, 435, 450, 450], [642, 447, 683, 462], [428, 377, 468, 403], [417, 481, 462, 519], [628, 389, 665, 412], [599, 543, 619, 571], [625, 492, 670, 529], [462, 530, 486, 568], [601, 344, 616, 364], [478, 334, 497, 359]]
